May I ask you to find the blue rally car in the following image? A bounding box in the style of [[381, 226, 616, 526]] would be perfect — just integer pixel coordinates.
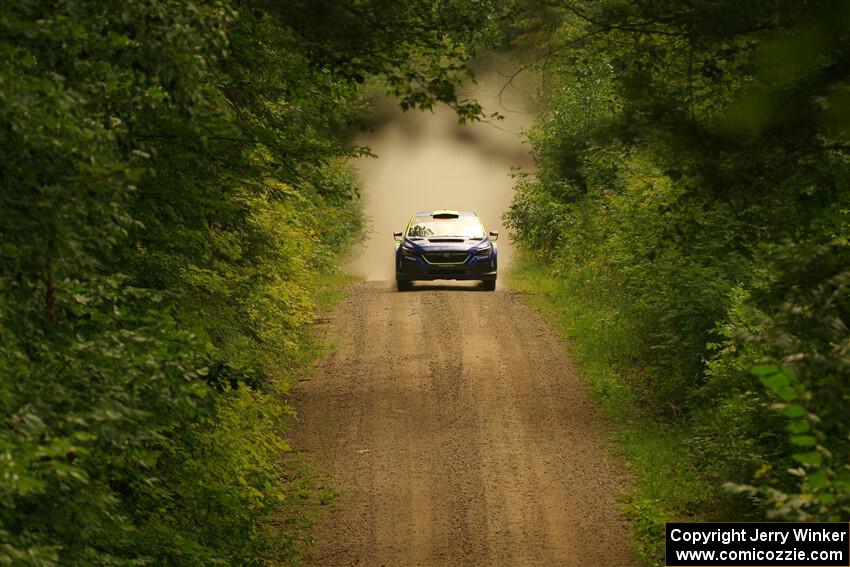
[[394, 210, 498, 291]]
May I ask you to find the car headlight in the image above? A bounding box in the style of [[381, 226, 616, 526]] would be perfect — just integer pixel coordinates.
[[401, 244, 417, 257], [474, 243, 493, 256]]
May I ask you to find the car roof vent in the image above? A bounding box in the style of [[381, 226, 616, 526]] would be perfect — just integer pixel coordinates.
[[431, 209, 460, 219]]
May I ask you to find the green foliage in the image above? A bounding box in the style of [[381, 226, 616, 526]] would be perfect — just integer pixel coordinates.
[[0, 0, 495, 564], [722, 243, 850, 520], [505, 0, 850, 555]]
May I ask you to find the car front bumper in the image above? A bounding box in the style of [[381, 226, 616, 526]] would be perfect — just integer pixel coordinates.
[[396, 255, 496, 281]]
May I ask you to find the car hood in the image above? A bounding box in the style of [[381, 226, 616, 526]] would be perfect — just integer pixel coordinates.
[[404, 237, 490, 252]]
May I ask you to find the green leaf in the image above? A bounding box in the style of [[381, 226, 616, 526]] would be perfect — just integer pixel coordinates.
[[753, 365, 797, 402], [782, 404, 806, 418], [806, 469, 829, 490], [790, 435, 816, 447], [755, 365, 797, 401], [776, 386, 798, 401], [793, 452, 823, 466], [752, 364, 782, 378], [787, 419, 810, 434]]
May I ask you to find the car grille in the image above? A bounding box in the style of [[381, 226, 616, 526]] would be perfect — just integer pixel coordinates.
[[423, 252, 469, 265]]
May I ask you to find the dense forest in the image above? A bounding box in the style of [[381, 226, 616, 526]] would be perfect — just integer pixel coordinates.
[[505, 0, 850, 562], [4, 0, 850, 565], [0, 1, 496, 564]]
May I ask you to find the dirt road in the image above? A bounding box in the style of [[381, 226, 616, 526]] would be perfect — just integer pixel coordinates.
[[292, 281, 636, 566]]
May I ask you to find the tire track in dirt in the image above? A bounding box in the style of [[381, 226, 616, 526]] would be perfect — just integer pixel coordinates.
[[291, 281, 636, 566]]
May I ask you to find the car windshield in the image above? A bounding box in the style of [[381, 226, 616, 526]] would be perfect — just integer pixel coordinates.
[[408, 216, 484, 239]]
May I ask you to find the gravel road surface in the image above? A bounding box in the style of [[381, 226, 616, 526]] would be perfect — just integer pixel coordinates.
[[292, 281, 636, 566]]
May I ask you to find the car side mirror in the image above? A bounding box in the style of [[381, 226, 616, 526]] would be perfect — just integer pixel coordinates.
[[393, 231, 403, 241], [489, 231, 499, 241]]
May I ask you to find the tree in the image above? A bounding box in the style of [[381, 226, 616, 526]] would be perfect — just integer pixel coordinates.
[[0, 1, 498, 563]]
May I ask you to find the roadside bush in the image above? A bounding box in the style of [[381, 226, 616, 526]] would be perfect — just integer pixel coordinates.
[[0, 0, 493, 564], [506, 0, 850, 528]]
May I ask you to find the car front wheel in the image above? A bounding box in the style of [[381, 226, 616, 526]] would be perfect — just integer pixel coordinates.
[[482, 280, 496, 291], [397, 279, 411, 292]]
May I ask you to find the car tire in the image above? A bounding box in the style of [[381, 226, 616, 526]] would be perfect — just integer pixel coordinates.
[[397, 279, 411, 292], [482, 280, 496, 291]]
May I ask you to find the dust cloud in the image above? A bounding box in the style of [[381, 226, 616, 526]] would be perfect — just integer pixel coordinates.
[[345, 55, 535, 281]]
